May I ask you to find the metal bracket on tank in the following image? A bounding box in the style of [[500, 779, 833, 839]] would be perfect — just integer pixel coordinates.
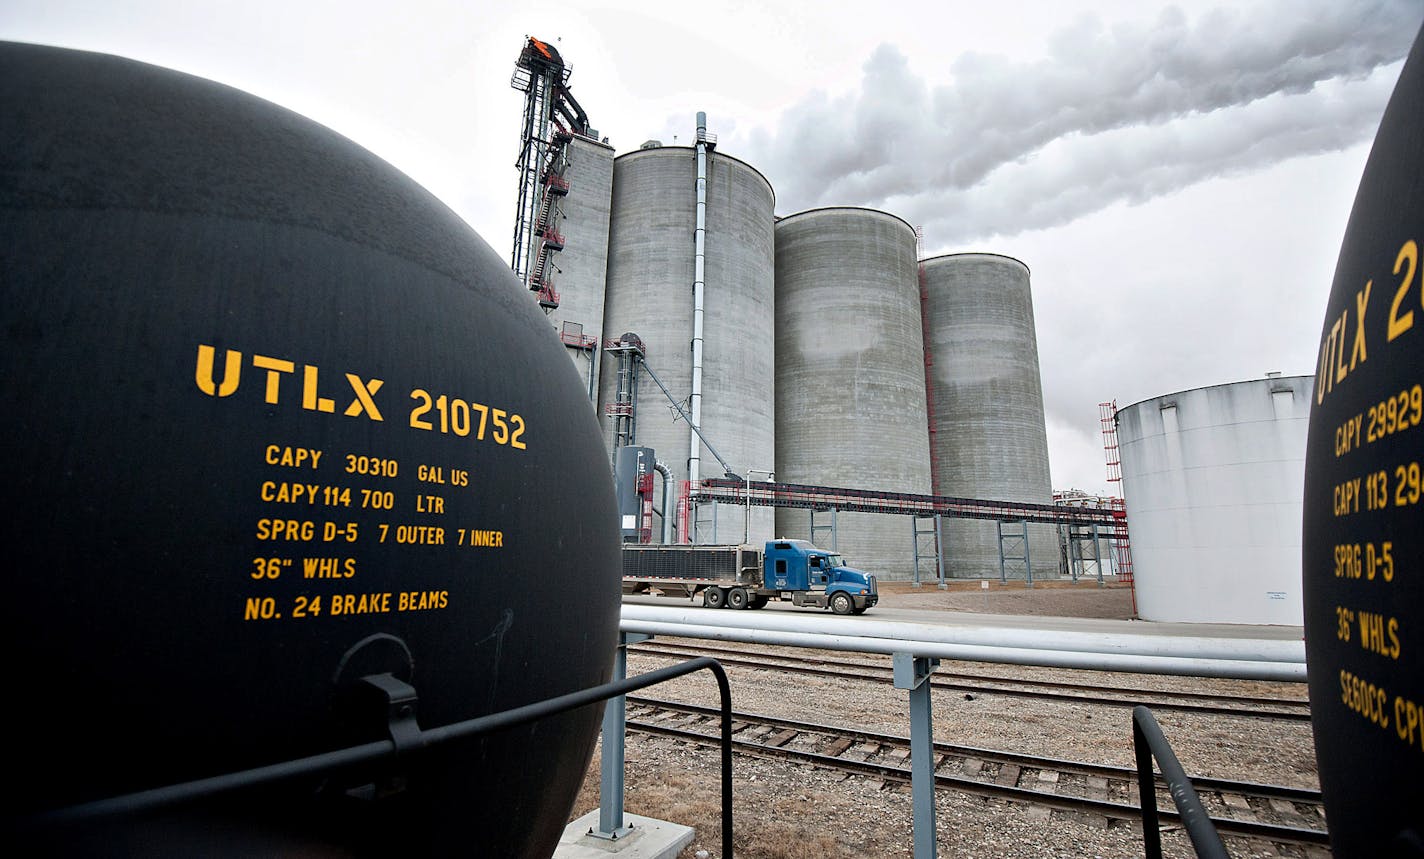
[[337, 673, 423, 802], [360, 673, 423, 757]]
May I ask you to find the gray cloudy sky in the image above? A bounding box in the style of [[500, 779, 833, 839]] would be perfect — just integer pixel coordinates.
[[4, 0, 1421, 494]]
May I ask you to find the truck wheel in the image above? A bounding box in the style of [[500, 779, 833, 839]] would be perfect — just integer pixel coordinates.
[[727, 587, 748, 610], [830, 592, 853, 615], [706, 587, 726, 609], [748, 595, 769, 609]]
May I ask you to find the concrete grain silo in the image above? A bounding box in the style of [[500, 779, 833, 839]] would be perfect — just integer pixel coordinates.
[[921, 253, 1056, 580], [774, 207, 929, 580], [1116, 375, 1312, 624], [598, 127, 776, 543], [545, 135, 614, 401]]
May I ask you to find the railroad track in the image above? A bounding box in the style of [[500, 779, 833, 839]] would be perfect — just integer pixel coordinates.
[[629, 639, 1312, 721], [624, 695, 1329, 850]]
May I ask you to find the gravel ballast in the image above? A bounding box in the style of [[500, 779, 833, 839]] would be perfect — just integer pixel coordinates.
[[569, 584, 1323, 858]]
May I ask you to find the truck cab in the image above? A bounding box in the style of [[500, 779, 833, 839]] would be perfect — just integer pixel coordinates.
[[764, 539, 878, 614]]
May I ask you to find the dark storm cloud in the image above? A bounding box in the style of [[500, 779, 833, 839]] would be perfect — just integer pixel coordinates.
[[744, 0, 1421, 240]]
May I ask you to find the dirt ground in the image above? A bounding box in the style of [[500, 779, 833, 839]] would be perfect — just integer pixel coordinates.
[[875, 577, 1139, 619], [569, 579, 1316, 858]]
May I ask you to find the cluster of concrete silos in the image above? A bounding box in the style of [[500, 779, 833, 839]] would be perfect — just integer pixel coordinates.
[[547, 123, 1055, 580]]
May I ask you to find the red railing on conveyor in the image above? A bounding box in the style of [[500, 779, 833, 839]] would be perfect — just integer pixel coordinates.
[[692, 478, 1122, 527]]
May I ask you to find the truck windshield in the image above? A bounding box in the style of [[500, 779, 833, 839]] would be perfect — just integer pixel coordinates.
[[825, 554, 846, 568]]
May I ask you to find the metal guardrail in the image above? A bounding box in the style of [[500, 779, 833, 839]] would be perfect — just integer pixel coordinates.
[[621, 605, 1308, 858], [13, 657, 736, 859], [1133, 705, 1230, 859]]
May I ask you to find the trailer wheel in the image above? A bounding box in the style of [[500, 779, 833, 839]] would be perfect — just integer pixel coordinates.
[[706, 587, 726, 609], [830, 592, 853, 615], [727, 587, 748, 610]]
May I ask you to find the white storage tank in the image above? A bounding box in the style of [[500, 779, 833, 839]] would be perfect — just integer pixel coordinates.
[[1116, 375, 1313, 624]]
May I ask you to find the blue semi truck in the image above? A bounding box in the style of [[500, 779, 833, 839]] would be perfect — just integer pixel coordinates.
[[622, 539, 878, 614]]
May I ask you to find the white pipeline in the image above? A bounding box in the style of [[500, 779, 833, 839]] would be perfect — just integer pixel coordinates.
[[620, 618, 1305, 682], [620, 605, 1305, 675]]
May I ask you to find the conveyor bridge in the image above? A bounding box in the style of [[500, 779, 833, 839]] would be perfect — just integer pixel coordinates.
[[689, 477, 1124, 585], [691, 477, 1122, 527]]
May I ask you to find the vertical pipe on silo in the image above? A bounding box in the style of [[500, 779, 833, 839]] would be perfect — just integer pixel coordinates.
[[655, 460, 674, 544], [689, 112, 708, 489]]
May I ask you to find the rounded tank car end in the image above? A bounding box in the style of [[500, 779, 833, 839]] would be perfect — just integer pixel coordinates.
[[0, 41, 618, 857]]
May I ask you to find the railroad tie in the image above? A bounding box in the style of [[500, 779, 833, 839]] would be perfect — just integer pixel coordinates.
[[1085, 776, 1109, 800], [824, 737, 854, 757], [765, 729, 799, 748], [1221, 793, 1257, 821]]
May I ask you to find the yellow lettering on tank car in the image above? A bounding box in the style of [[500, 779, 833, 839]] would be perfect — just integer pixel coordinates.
[[265, 445, 323, 469], [331, 593, 391, 615], [344, 374, 385, 421], [252, 354, 296, 403], [303, 364, 336, 413], [256, 518, 315, 541], [195, 345, 242, 397]]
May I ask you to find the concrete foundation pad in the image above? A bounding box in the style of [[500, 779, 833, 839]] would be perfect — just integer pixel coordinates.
[[554, 810, 695, 859]]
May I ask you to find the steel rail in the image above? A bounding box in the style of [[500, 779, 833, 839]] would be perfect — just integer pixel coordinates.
[[630, 641, 1311, 721], [636, 639, 1309, 705], [625, 699, 1328, 847], [628, 695, 1323, 803]]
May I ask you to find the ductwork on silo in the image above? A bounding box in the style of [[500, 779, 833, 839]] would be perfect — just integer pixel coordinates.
[[654, 459, 674, 544], [689, 111, 708, 489], [921, 253, 1056, 581]]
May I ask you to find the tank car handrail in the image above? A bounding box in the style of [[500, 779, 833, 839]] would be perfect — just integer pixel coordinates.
[[1132, 705, 1229, 859], [17, 658, 736, 859]]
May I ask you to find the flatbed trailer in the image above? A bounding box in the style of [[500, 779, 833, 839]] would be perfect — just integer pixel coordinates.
[[622, 540, 878, 614]]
